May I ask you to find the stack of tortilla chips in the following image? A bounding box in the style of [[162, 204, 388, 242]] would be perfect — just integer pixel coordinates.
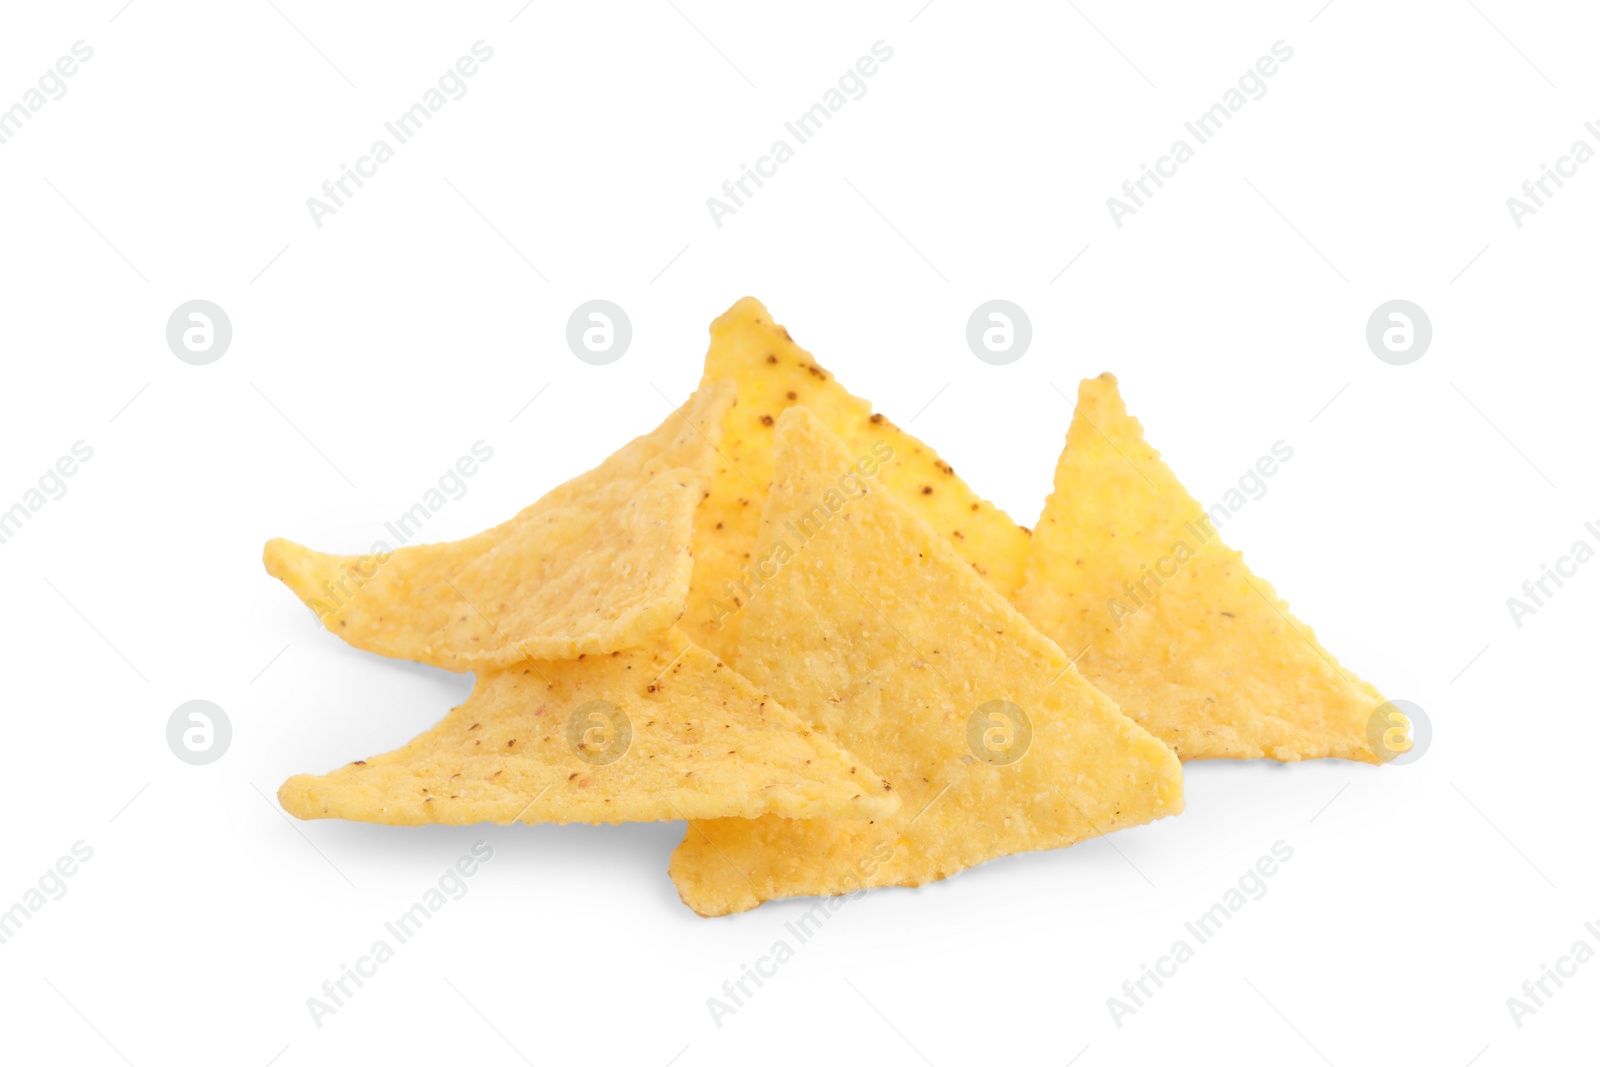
[[266, 298, 1401, 916]]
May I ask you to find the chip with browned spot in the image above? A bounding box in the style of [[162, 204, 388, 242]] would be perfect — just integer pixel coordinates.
[[279, 629, 899, 826], [264, 381, 735, 669], [683, 298, 1030, 662], [668, 408, 1181, 916]]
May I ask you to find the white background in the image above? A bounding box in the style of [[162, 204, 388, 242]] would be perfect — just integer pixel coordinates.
[[0, 1, 1593, 1064]]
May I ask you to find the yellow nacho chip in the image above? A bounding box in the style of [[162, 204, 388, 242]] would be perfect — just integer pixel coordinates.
[[263, 382, 735, 670], [279, 629, 900, 826], [1013, 374, 1390, 762], [683, 297, 1030, 662], [668, 408, 1182, 916]]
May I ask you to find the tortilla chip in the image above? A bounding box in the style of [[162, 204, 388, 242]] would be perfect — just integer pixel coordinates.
[[263, 381, 735, 669], [279, 629, 900, 825], [684, 297, 1030, 662], [668, 408, 1182, 916], [1012, 374, 1390, 762]]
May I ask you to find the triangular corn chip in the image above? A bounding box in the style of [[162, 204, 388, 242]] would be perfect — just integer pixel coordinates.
[[669, 408, 1182, 916], [1013, 374, 1390, 762], [683, 297, 1030, 662], [264, 381, 735, 669], [279, 629, 900, 826]]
